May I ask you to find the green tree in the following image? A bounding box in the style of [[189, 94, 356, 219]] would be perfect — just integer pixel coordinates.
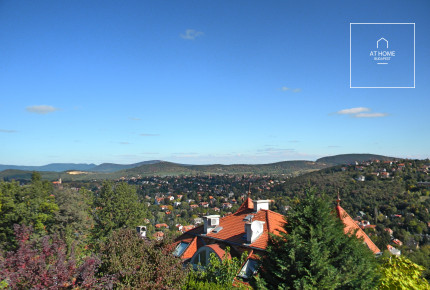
[[185, 247, 247, 289], [379, 255, 430, 289], [260, 190, 379, 289], [92, 182, 147, 243], [0, 178, 58, 250], [99, 228, 187, 289], [51, 188, 94, 257]]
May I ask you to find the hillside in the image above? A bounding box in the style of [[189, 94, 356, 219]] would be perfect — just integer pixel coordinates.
[[0, 163, 96, 172], [316, 154, 395, 165], [0, 160, 332, 181], [0, 154, 405, 181], [90, 160, 162, 173]]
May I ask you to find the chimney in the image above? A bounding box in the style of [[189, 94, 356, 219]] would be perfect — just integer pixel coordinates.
[[203, 215, 220, 234], [253, 200, 271, 212], [245, 220, 265, 244]]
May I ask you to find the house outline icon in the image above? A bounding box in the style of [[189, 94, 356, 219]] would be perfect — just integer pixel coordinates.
[[377, 38, 388, 49]]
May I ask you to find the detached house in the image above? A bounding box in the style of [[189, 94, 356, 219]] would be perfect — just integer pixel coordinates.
[[173, 197, 380, 280]]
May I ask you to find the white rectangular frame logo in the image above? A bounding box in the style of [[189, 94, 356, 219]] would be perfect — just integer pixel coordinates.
[[350, 23, 415, 89]]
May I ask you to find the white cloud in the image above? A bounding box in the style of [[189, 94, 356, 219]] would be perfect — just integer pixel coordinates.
[[180, 29, 204, 40], [281, 86, 301, 93], [140, 133, 159, 137], [0, 129, 17, 133], [129, 117, 141, 121], [337, 107, 370, 115], [119, 142, 131, 145], [335, 107, 388, 118], [354, 112, 388, 118], [26, 105, 60, 114]]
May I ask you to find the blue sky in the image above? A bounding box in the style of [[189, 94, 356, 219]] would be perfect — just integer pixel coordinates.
[[0, 0, 429, 165]]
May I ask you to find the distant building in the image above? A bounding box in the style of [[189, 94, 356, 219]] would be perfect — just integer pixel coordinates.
[[356, 175, 365, 182]]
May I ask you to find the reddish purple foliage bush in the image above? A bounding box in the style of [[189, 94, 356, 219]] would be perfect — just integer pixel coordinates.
[[0, 224, 114, 289]]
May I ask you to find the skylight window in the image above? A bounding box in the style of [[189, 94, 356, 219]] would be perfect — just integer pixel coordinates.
[[212, 226, 223, 233], [173, 242, 189, 257]]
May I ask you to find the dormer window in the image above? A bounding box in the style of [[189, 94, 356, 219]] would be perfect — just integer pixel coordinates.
[[173, 242, 189, 257]]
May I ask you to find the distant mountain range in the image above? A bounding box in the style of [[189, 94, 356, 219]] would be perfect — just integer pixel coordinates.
[[0, 163, 97, 172], [0, 154, 401, 181], [0, 160, 162, 173]]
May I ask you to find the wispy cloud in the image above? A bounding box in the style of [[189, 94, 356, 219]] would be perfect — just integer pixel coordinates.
[[140, 133, 160, 137], [336, 107, 370, 115], [0, 129, 17, 133], [335, 107, 388, 118], [129, 117, 141, 121], [119, 142, 131, 145], [26, 105, 60, 114], [354, 112, 388, 118], [281, 86, 301, 93], [180, 29, 204, 40]]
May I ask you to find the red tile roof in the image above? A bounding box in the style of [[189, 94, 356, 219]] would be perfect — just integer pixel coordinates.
[[336, 205, 381, 254], [178, 198, 286, 251], [175, 197, 381, 262], [181, 237, 198, 260], [155, 223, 169, 229], [206, 244, 231, 260]]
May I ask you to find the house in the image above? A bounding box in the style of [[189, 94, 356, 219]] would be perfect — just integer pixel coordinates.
[[392, 239, 403, 246], [380, 172, 390, 178], [181, 225, 195, 233], [190, 204, 199, 209], [387, 245, 401, 256], [155, 223, 169, 229], [154, 231, 165, 241], [155, 197, 164, 205], [384, 228, 394, 236], [160, 205, 168, 211], [199, 202, 209, 208], [173, 197, 381, 280], [355, 175, 365, 182]]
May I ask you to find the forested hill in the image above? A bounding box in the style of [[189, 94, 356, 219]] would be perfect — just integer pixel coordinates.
[[316, 154, 396, 165], [0, 154, 402, 181], [0, 160, 332, 181], [264, 159, 430, 260]]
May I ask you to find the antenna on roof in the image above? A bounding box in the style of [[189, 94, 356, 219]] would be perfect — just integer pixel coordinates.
[[337, 190, 341, 206]]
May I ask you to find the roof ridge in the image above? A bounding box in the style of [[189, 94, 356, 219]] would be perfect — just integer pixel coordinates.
[[261, 209, 285, 218], [336, 205, 381, 253]]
